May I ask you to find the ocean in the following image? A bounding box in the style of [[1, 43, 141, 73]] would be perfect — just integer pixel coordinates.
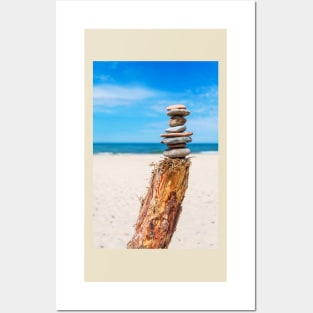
[[93, 143, 218, 155]]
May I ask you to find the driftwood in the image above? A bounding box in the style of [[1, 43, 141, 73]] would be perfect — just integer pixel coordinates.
[[127, 157, 191, 249]]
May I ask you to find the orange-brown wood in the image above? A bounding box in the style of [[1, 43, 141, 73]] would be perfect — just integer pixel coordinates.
[[127, 158, 191, 249]]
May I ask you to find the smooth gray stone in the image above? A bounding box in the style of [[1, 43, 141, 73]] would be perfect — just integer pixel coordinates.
[[167, 109, 190, 117], [161, 136, 192, 144], [166, 125, 186, 133], [163, 148, 190, 158]]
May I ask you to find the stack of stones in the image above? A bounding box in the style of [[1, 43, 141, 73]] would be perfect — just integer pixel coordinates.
[[160, 104, 193, 158]]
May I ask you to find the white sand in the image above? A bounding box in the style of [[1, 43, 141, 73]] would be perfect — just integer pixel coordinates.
[[93, 153, 218, 249]]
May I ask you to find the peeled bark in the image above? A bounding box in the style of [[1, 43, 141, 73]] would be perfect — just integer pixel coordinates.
[[127, 157, 191, 249]]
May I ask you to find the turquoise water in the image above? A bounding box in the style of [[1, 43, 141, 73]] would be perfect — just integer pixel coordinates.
[[93, 143, 218, 154]]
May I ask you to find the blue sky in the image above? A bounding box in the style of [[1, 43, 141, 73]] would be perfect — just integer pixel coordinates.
[[93, 61, 218, 143]]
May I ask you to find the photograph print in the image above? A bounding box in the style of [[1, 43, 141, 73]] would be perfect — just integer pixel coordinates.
[[92, 61, 219, 249]]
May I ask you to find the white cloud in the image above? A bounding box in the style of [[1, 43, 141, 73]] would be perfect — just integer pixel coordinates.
[[148, 85, 218, 115], [187, 116, 218, 142], [201, 85, 218, 98], [93, 84, 219, 120], [93, 84, 159, 108], [139, 120, 168, 132], [140, 116, 218, 142], [94, 74, 112, 82], [150, 101, 169, 114]]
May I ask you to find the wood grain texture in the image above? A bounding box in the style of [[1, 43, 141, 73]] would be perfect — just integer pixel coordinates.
[[127, 158, 191, 249]]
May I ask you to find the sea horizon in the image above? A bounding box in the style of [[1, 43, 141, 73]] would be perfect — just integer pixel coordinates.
[[93, 142, 218, 155]]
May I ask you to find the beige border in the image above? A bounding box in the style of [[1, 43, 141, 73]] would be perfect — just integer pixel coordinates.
[[85, 30, 226, 281]]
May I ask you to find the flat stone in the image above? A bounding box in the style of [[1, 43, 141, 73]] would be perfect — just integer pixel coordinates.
[[169, 116, 187, 127], [160, 132, 193, 138], [167, 109, 190, 117], [166, 104, 186, 110], [166, 125, 186, 133], [167, 143, 186, 149], [161, 136, 192, 145], [163, 148, 190, 158]]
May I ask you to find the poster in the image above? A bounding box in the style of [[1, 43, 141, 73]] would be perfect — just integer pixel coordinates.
[[56, 1, 255, 310]]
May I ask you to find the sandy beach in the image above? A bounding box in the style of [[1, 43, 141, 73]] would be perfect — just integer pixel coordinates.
[[92, 153, 218, 249]]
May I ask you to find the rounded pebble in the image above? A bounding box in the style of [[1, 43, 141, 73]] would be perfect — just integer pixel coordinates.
[[166, 104, 186, 110], [163, 148, 190, 158], [169, 116, 186, 126], [167, 143, 186, 149], [160, 132, 193, 138], [167, 109, 190, 117], [161, 136, 192, 144], [166, 125, 186, 133]]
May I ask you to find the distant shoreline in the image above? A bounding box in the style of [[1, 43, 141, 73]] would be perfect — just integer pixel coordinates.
[[93, 142, 218, 155], [93, 151, 218, 156]]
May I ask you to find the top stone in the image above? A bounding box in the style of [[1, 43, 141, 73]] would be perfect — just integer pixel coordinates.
[[166, 104, 186, 110]]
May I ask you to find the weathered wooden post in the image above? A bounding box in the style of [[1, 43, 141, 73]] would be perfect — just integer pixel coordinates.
[[127, 104, 193, 249]]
